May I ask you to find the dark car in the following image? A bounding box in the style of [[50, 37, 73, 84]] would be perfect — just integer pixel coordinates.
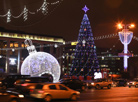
[[113, 79, 127, 87], [60, 79, 86, 91], [0, 88, 32, 102], [0, 74, 30, 89], [14, 76, 53, 95]]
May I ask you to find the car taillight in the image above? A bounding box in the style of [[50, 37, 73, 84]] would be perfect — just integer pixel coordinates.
[[21, 84, 28, 86], [38, 90, 44, 93], [30, 89, 34, 92]]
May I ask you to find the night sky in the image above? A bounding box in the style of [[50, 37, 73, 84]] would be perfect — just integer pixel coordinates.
[[0, 0, 138, 53]]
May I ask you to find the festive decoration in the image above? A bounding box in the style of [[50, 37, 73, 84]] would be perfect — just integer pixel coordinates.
[[7, 9, 11, 22], [94, 72, 102, 79], [23, 6, 28, 21], [37, 0, 48, 15], [21, 39, 61, 82], [0, 0, 63, 23], [118, 25, 133, 71], [71, 5, 100, 79], [82, 5, 89, 13]]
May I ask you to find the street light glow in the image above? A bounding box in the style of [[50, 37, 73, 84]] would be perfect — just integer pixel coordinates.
[[118, 23, 134, 72], [129, 24, 135, 28], [117, 23, 123, 29]]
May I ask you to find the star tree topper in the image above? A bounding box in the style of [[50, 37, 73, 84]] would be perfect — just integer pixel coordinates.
[[82, 5, 89, 13]]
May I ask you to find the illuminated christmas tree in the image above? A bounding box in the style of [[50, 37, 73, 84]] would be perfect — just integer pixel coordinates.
[[71, 5, 99, 79]]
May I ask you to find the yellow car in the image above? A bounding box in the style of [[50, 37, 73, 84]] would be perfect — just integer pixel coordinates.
[[87, 78, 113, 89], [30, 83, 80, 102]]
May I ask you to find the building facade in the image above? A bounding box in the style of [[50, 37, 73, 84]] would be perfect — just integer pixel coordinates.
[[0, 31, 64, 75]]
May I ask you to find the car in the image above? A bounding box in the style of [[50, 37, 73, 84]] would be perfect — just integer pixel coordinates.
[[0, 88, 30, 102], [87, 78, 113, 89], [112, 79, 127, 87], [0, 74, 30, 89], [128, 78, 138, 88], [30, 83, 80, 102], [60, 79, 86, 91], [14, 76, 53, 95]]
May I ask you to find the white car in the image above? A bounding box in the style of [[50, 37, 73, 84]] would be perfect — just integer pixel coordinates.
[[128, 79, 138, 88], [30, 83, 80, 102]]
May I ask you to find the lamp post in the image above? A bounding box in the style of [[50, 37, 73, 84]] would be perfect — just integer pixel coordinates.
[[117, 23, 135, 72]]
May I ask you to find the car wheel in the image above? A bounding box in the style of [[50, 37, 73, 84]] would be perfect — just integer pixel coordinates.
[[107, 84, 111, 89], [70, 94, 77, 101], [95, 85, 100, 89], [9, 98, 19, 102], [81, 86, 85, 91], [124, 84, 127, 87], [101, 87, 103, 89], [135, 84, 138, 88], [44, 95, 52, 102], [129, 86, 131, 88]]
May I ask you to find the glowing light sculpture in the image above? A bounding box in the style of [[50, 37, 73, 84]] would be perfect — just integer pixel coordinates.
[[118, 28, 133, 71], [21, 39, 61, 82]]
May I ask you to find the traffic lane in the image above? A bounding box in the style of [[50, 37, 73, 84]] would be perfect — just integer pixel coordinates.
[[1, 87, 138, 102], [78, 87, 138, 102], [0, 89, 34, 102], [50, 87, 138, 102]]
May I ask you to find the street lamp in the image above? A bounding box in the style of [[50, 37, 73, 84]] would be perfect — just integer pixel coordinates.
[[117, 23, 135, 72]]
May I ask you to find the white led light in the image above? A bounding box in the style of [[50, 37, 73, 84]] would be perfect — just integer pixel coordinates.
[[21, 39, 61, 82]]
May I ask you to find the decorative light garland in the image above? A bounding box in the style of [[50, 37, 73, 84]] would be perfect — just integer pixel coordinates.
[[0, 0, 63, 23], [37, 0, 48, 15]]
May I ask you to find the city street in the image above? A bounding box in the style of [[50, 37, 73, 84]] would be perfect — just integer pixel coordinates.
[[53, 86, 138, 102], [77, 87, 138, 102], [1, 86, 138, 102]]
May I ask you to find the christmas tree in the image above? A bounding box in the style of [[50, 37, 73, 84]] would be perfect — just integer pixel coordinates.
[[71, 5, 99, 79]]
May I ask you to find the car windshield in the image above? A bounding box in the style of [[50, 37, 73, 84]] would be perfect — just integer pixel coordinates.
[[94, 79, 102, 82]]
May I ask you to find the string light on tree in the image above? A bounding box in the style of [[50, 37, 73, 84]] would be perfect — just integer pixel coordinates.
[[71, 5, 100, 78], [82, 40, 86, 46]]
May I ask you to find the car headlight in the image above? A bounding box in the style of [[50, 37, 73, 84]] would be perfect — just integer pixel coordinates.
[[127, 83, 129, 85], [91, 83, 94, 85], [18, 94, 24, 98], [76, 91, 80, 95], [132, 82, 135, 85]]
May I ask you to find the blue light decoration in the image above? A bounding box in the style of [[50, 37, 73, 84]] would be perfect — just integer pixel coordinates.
[[71, 5, 100, 79], [118, 28, 133, 71], [82, 5, 89, 13], [21, 39, 60, 82]]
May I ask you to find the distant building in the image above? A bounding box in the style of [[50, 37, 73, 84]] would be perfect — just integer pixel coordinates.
[[97, 48, 123, 79], [0, 31, 64, 74]]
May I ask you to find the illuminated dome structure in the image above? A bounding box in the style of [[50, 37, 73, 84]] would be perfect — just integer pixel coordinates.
[[21, 39, 61, 82]]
